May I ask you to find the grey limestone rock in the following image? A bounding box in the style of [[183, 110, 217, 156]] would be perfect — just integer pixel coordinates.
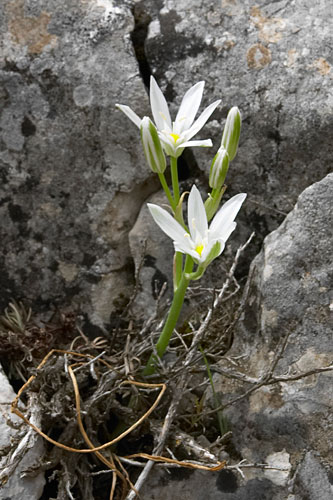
[[0, 366, 45, 500], [214, 173, 332, 495], [293, 451, 332, 500], [128, 190, 174, 318], [0, 0, 157, 328], [2, 0, 333, 330], [141, 468, 287, 500], [141, 174, 333, 498], [142, 0, 333, 232]]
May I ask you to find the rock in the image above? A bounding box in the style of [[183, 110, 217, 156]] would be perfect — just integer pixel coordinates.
[[141, 0, 333, 236], [141, 467, 288, 500], [214, 174, 333, 491], [141, 174, 333, 498], [128, 190, 174, 318], [293, 451, 332, 500], [0, 0, 158, 328], [0, 365, 45, 499], [3, 0, 332, 328]]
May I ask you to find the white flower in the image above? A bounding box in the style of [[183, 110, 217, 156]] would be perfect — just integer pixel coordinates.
[[147, 185, 246, 265], [116, 76, 221, 158]]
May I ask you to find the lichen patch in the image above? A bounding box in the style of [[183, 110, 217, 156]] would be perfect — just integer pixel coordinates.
[[58, 262, 79, 283], [286, 48, 299, 68], [311, 57, 331, 76], [247, 43, 272, 69], [250, 6, 286, 44], [7, 0, 57, 54]]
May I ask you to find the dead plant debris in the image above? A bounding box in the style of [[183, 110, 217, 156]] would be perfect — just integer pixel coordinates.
[[1, 234, 332, 499]]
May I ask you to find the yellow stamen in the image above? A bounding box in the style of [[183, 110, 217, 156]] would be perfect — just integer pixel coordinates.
[[195, 244, 204, 256], [170, 133, 180, 142]]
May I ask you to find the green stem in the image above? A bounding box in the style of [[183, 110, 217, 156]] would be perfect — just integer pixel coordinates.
[[158, 172, 176, 212], [143, 256, 194, 376], [170, 156, 180, 205]]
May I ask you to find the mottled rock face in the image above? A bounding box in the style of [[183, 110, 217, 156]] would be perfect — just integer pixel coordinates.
[[0, 366, 45, 499], [1, 0, 333, 330], [0, 0, 158, 327], [141, 176, 333, 500], [141, 467, 287, 500], [129, 190, 174, 317], [212, 174, 332, 496], [143, 0, 333, 225]]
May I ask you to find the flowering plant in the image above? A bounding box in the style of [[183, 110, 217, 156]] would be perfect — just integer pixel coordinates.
[[117, 77, 245, 375]]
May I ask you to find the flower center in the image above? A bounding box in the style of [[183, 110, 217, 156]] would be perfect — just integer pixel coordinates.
[[170, 133, 180, 142], [195, 244, 204, 256]]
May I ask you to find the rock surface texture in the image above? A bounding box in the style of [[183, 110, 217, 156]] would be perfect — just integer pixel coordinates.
[[128, 190, 174, 317], [1, 0, 333, 327], [141, 174, 333, 499], [0, 0, 159, 328], [143, 0, 333, 219], [1, 2, 333, 499], [0, 367, 45, 499]]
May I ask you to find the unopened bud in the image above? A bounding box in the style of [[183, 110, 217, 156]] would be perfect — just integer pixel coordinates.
[[204, 186, 225, 222], [221, 106, 241, 162], [209, 146, 229, 190], [140, 117, 166, 173]]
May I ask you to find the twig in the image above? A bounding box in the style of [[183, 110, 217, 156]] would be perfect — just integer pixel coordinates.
[[174, 233, 256, 373], [125, 374, 189, 499], [248, 198, 287, 216], [204, 338, 332, 416], [73, 351, 106, 373], [126, 235, 256, 497], [11, 350, 166, 454], [266, 364, 333, 384], [124, 453, 226, 471]]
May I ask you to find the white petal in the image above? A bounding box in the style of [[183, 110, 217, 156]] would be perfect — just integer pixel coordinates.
[[149, 76, 172, 131], [222, 221, 237, 241], [116, 104, 142, 128], [177, 139, 213, 149], [174, 241, 198, 258], [188, 185, 208, 241], [175, 81, 205, 133], [209, 222, 236, 247], [183, 100, 221, 141], [210, 193, 246, 239], [147, 203, 188, 243]]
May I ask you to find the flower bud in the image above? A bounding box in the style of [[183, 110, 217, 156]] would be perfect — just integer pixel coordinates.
[[140, 117, 166, 173], [204, 186, 225, 221], [209, 146, 229, 190], [221, 106, 241, 162]]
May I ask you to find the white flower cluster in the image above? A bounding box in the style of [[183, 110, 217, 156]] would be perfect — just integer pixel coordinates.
[[116, 77, 245, 271]]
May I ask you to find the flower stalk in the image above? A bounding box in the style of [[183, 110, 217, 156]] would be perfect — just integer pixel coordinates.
[[116, 77, 246, 376], [170, 156, 180, 205], [143, 256, 194, 376]]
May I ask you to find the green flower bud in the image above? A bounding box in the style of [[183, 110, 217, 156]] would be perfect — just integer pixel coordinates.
[[140, 117, 166, 173], [221, 106, 241, 162], [209, 146, 229, 190], [204, 186, 225, 222]]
